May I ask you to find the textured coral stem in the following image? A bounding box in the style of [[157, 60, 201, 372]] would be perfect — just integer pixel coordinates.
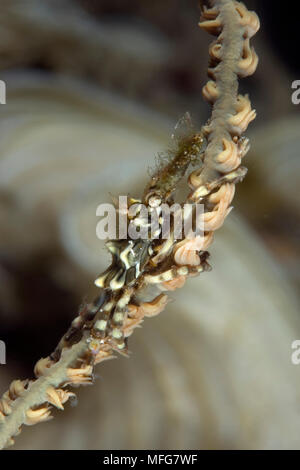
[[201, 0, 245, 183], [0, 339, 89, 449]]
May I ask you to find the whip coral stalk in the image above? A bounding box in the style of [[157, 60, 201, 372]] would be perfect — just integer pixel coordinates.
[[0, 0, 259, 449]]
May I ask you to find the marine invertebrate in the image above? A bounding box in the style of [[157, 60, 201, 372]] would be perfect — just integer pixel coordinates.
[[0, 0, 259, 449]]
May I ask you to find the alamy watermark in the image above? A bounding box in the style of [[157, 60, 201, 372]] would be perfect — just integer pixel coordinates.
[[0, 80, 6, 104], [291, 80, 300, 105], [0, 340, 6, 365], [291, 340, 300, 365], [95, 196, 204, 241]]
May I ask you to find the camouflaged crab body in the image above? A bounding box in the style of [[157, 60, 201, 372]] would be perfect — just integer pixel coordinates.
[[91, 207, 166, 352], [88, 128, 206, 353], [91, 238, 152, 352], [95, 239, 152, 291]]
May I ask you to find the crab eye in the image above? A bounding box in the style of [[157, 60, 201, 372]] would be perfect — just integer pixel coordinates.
[[148, 195, 162, 208]]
